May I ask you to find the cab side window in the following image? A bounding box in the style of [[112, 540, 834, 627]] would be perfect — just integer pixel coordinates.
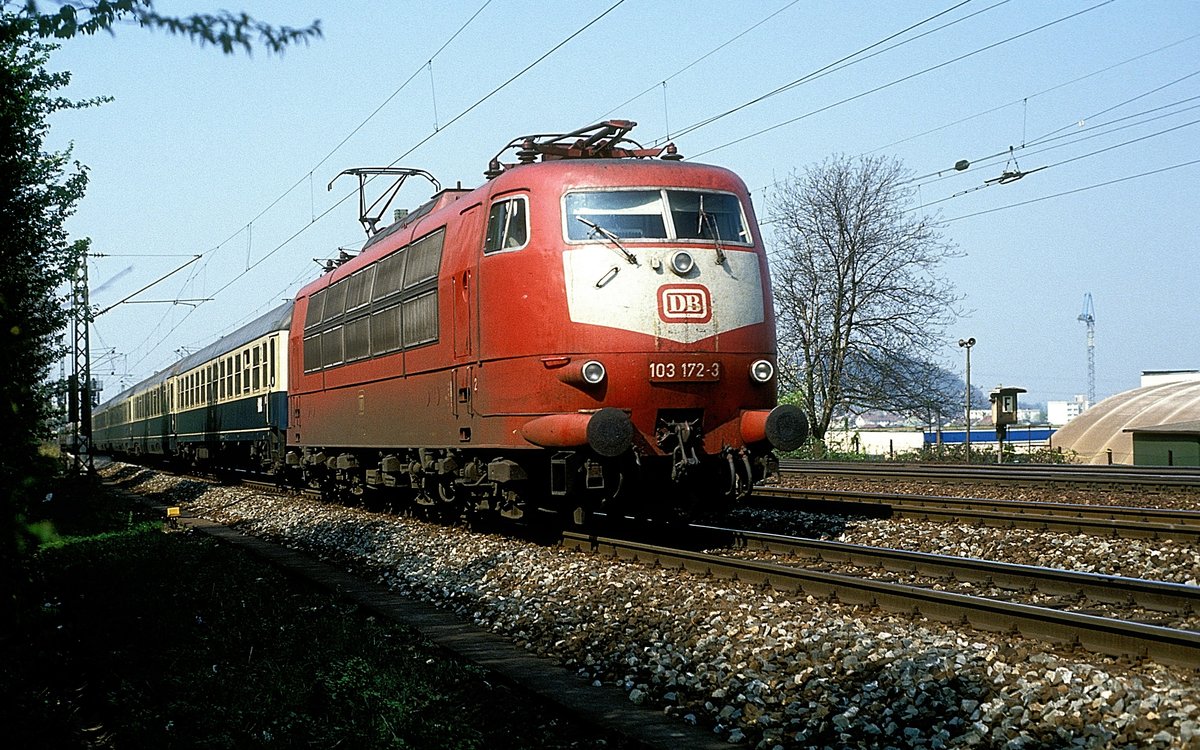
[[484, 196, 528, 254]]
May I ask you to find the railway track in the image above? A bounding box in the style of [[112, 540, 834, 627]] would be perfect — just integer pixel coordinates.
[[691, 524, 1200, 620], [781, 459, 1200, 490], [751, 486, 1200, 542], [562, 530, 1200, 668]]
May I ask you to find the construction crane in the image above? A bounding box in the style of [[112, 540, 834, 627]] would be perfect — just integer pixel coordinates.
[[1078, 293, 1095, 406]]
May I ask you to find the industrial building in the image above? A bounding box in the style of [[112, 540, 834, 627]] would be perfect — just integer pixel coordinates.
[[1049, 371, 1200, 465]]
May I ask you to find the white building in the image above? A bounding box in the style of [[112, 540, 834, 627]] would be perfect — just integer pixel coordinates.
[[1047, 395, 1089, 426], [1140, 370, 1200, 388]]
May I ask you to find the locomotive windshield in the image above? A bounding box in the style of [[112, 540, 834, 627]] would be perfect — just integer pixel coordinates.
[[564, 189, 749, 244]]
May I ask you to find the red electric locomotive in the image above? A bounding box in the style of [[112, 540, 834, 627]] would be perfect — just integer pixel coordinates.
[[286, 121, 806, 522]]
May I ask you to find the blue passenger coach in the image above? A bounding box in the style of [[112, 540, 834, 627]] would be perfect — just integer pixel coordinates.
[[93, 302, 292, 469]]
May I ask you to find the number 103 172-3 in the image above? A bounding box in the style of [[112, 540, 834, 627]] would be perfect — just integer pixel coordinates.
[[648, 361, 721, 382]]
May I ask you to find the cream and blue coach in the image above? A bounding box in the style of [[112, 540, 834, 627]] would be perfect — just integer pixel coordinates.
[[92, 302, 292, 469]]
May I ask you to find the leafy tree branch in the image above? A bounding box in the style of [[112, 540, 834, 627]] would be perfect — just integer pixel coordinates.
[[10, 1, 321, 54]]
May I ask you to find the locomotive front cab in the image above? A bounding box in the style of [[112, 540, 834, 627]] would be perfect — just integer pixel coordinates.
[[555, 173, 805, 509], [476, 124, 807, 519]]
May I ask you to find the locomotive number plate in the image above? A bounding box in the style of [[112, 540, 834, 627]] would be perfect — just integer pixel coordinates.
[[648, 360, 721, 382]]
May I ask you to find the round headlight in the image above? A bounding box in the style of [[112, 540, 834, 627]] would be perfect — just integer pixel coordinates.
[[581, 360, 606, 384], [669, 250, 695, 276], [750, 359, 774, 383]]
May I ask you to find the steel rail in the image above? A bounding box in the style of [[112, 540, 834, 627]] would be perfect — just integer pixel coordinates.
[[780, 459, 1200, 488], [689, 524, 1200, 616], [751, 486, 1200, 542], [562, 532, 1200, 668]]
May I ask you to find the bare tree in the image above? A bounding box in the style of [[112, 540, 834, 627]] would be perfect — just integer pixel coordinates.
[[767, 154, 962, 440]]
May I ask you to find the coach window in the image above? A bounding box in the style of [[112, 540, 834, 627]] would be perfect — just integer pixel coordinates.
[[243, 348, 251, 393], [269, 338, 276, 386], [345, 267, 374, 312], [304, 290, 325, 330], [404, 229, 445, 288], [324, 279, 348, 323], [252, 346, 261, 391], [485, 196, 528, 254], [235, 354, 242, 394]]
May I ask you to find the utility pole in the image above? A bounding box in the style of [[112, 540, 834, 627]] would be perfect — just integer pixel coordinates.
[[69, 244, 95, 475], [1078, 293, 1095, 407], [71, 251, 204, 474], [958, 337, 975, 462]]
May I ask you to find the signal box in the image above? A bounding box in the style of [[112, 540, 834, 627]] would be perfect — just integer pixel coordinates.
[[990, 386, 1027, 437]]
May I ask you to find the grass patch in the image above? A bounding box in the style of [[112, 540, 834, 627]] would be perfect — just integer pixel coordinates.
[[1, 479, 626, 748]]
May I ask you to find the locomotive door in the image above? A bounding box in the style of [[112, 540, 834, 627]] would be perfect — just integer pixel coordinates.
[[454, 268, 472, 359], [453, 203, 483, 360], [452, 203, 484, 427]]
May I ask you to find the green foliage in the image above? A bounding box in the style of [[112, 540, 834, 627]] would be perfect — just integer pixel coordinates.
[[862, 443, 1079, 465], [0, 13, 93, 637], [0, 0, 323, 659], [14, 1, 322, 54], [784, 432, 1079, 465], [1, 487, 617, 749]]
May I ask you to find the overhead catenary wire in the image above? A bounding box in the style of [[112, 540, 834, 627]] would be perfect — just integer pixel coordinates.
[[916, 116, 1200, 208], [124, 0, 497, 373], [864, 32, 1200, 158], [939, 157, 1200, 224], [595, 0, 805, 121], [1024, 67, 1200, 148], [121, 1, 1180, 386], [902, 64, 1200, 185], [691, 0, 1116, 159], [909, 93, 1200, 190], [206, 0, 630, 300], [127, 0, 629, 375], [660, 0, 996, 147]]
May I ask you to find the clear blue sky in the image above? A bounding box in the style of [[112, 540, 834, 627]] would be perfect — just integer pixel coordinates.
[[44, 0, 1200, 408]]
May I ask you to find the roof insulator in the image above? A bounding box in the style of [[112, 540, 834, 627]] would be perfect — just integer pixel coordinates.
[[517, 138, 538, 164], [661, 142, 683, 161]]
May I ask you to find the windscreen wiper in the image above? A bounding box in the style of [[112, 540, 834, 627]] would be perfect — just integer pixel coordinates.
[[697, 195, 728, 266], [577, 217, 638, 265]]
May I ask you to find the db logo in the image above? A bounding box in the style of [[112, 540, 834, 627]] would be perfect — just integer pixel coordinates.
[[658, 284, 712, 323]]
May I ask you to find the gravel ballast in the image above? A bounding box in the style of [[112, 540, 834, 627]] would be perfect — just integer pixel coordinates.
[[105, 464, 1199, 749]]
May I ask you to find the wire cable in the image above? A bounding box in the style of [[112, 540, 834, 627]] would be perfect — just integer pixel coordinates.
[[910, 93, 1200, 189], [865, 32, 1200, 158], [127, 0, 628, 376], [596, 0, 804, 121], [663, 0, 991, 146], [918, 116, 1200, 208], [1025, 67, 1200, 147], [691, 1, 1115, 159], [123, 1, 497, 370], [939, 157, 1200, 223]]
